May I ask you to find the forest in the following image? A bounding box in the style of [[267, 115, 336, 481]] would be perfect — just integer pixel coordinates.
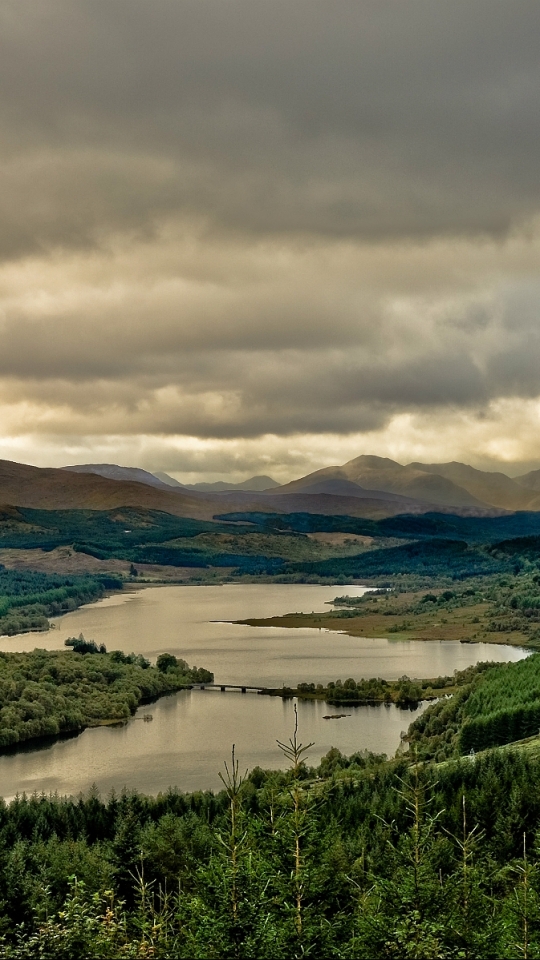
[[217, 508, 540, 542], [0, 569, 123, 635], [2, 738, 540, 956], [5, 504, 540, 581], [408, 652, 540, 762], [0, 648, 212, 749]]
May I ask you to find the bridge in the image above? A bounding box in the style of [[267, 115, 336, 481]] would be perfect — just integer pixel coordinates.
[[191, 682, 269, 694]]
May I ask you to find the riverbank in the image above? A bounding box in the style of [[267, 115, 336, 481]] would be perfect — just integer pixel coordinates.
[[0, 582, 525, 796], [0, 648, 213, 753], [259, 675, 459, 706], [234, 579, 539, 648]]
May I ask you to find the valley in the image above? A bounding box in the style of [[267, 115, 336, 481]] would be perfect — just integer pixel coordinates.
[[2, 456, 540, 956]]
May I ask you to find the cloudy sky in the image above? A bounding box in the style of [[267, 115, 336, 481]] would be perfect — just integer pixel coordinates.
[[2, 0, 540, 482]]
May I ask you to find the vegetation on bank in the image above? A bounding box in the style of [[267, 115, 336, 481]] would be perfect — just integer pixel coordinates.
[[263, 663, 491, 706], [3, 740, 540, 955], [0, 568, 123, 635], [238, 570, 540, 647], [0, 647, 212, 749], [407, 652, 540, 761]]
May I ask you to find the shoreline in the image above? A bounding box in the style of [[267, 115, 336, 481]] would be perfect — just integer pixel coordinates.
[[0, 683, 421, 763], [233, 605, 537, 649], [3, 578, 369, 641]]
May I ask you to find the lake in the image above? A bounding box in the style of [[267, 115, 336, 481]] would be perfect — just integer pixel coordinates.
[[0, 583, 527, 798]]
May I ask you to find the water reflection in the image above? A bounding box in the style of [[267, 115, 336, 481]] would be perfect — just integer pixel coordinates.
[[0, 584, 526, 687], [0, 583, 528, 798], [0, 689, 425, 800]]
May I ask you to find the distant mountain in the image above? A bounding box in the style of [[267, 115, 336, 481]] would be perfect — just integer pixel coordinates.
[[515, 469, 540, 493], [0, 458, 448, 521], [0, 460, 211, 517], [153, 472, 185, 488], [63, 463, 178, 490], [184, 475, 279, 492], [212, 488, 504, 519], [270, 454, 540, 512], [291, 478, 415, 502], [63, 458, 540, 510], [410, 461, 538, 511], [271, 455, 487, 508], [0, 456, 525, 522]]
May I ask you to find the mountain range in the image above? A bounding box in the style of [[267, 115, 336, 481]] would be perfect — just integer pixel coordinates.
[[64, 465, 279, 493], [272, 455, 540, 512], [0, 454, 539, 520]]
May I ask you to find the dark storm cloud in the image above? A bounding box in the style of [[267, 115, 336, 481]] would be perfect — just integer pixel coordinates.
[[1, 0, 540, 471], [0, 247, 538, 441], [1, 0, 540, 254]]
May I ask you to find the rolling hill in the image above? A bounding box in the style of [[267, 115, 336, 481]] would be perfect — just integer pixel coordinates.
[[63, 463, 181, 490]]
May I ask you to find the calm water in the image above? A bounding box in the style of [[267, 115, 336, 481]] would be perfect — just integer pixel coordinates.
[[0, 692, 425, 800], [0, 584, 527, 799]]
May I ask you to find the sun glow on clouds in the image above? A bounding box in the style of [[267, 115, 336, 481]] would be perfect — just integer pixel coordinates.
[[2, 1, 540, 480], [3, 399, 540, 483]]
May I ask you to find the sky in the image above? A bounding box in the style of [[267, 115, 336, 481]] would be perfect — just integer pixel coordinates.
[[2, 0, 540, 483]]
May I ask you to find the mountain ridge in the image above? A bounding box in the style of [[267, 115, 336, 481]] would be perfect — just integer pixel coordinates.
[[270, 455, 487, 508], [183, 475, 279, 492], [269, 454, 540, 512], [409, 460, 540, 511], [63, 463, 182, 490], [0, 455, 537, 520]]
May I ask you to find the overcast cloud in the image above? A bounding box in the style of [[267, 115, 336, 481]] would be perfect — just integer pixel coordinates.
[[2, 0, 540, 480]]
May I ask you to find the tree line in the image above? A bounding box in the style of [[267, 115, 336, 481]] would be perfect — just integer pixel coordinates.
[[0, 569, 123, 635], [0, 648, 213, 749], [2, 740, 540, 956]]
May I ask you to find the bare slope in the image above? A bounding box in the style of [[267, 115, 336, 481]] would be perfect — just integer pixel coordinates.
[[0, 458, 513, 521], [68, 465, 279, 494], [0, 460, 210, 517], [153, 472, 186, 488], [0, 460, 433, 521], [0, 460, 420, 519]]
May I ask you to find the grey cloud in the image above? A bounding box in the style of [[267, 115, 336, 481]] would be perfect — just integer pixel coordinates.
[[2, 1, 540, 468], [1, 0, 540, 256], [0, 346, 512, 440], [1, 263, 539, 440]]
